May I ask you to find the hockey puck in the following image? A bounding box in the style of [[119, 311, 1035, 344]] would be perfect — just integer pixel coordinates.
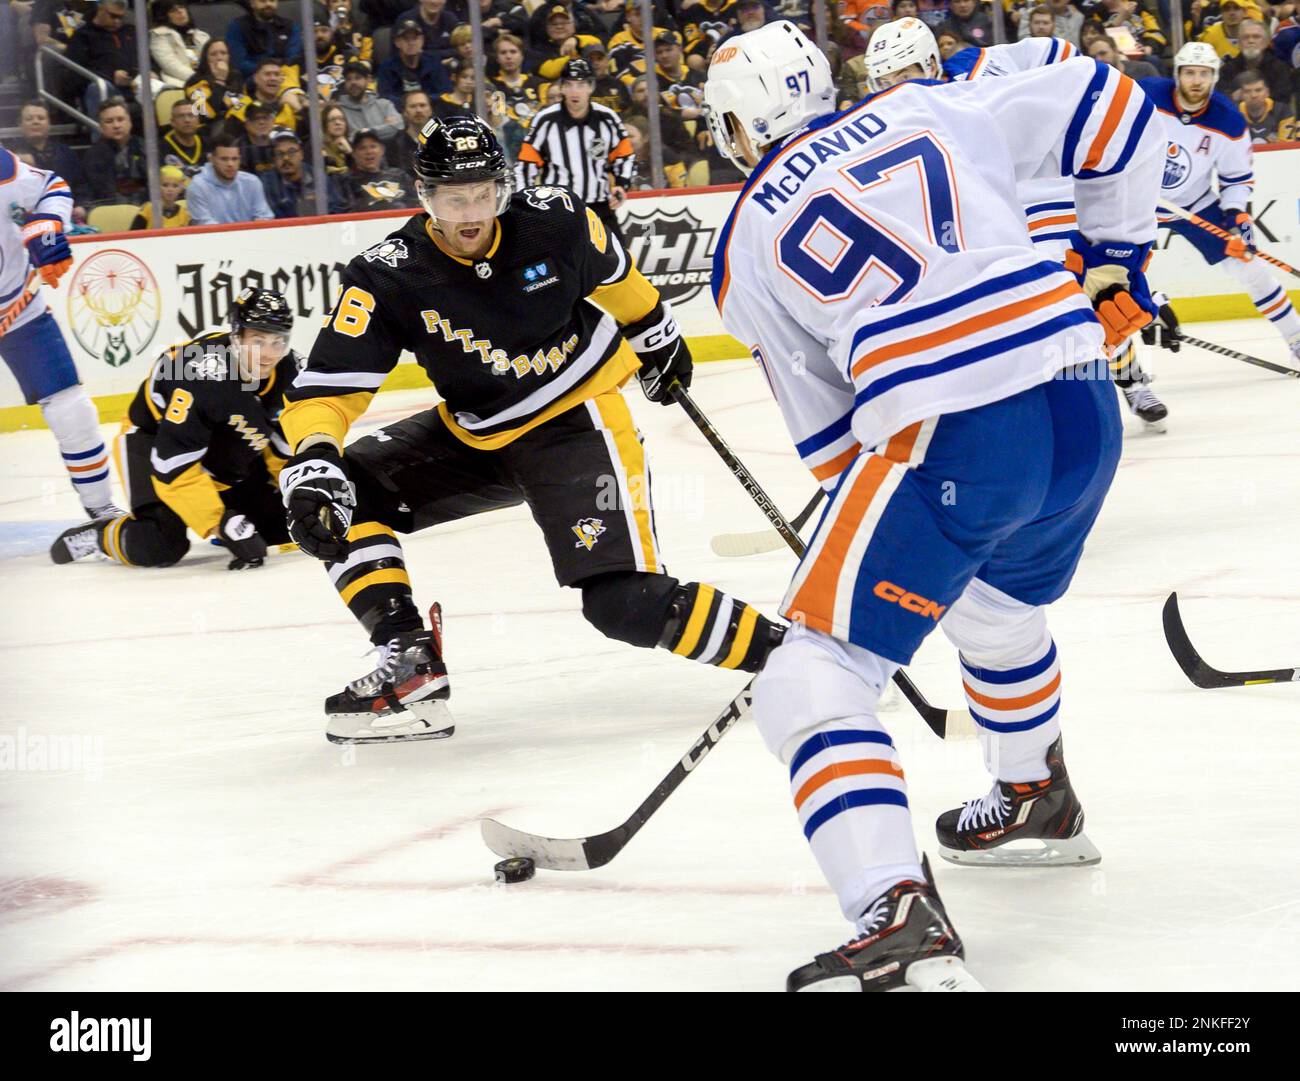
[[494, 857, 536, 884]]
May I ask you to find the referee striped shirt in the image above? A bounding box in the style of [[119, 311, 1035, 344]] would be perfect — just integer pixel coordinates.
[[515, 102, 635, 203]]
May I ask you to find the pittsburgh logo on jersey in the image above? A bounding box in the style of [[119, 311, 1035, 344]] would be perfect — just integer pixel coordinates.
[[420, 307, 580, 379], [1162, 142, 1191, 189], [572, 517, 606, 550], [228, 414, 270, 453], [362, 238, 410, 267], [520, 260, 559, 294]]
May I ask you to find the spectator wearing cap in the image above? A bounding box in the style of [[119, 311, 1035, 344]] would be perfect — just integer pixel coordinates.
[[312, 6, 350, 86], [432, 59, 478, 120], [1199, 1, 1264, 59], [336, 59, 404, 139], [1235, 71, 1292, 142], [516, 59, 634, 241], [1017, 0, 1081, 44], [347, 129, 419, 210], [397, 0, 459, 62], [150, 2, 210, 88], [261, 130, 350, 217], [238, 104, 281, 174], [83, 97, 147, 206], [1219, 20, 1293, 105], [12, 102, 87, 206], [161, 96, 206, 178], [388, 89, 433, 174], [714, 0, 769, 51], [227, 0, 303, 80], [585, 42, 624, 112], [226, 59, 306, 130], [131, 166, 191, 229], [526, 0, 607, 49], [532, 6, 606, 83], [184, 132, 274, 224], [66, 0, 139, 115], [1087, 34, 1159, 80], [378, 18, 451, 107], [608, 3, 678, 81]]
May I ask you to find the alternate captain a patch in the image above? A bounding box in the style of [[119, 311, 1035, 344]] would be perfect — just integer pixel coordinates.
[[572, 517, 606, 550]]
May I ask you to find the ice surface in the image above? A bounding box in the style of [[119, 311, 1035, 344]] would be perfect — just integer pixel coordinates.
[[2, 321, 1298, 991]]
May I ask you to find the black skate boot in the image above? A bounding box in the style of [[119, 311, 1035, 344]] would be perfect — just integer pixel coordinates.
[[936, 736, 1100, 867], [788, 864, 983, 992], [1122, 381, 1168, 431], [325, 603, 453, 744], [49, 519, 106, 564]]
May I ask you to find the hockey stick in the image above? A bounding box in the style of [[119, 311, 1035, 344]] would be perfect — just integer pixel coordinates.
[[1162, 592, 1300, 688], [481, 681, 753, 870], [1158, 200, 1300, 280], [668, 382, 972, 742], [710, 488, 825, 557], [0, 271, 39, 338], [1180, 333, 1300, 379]]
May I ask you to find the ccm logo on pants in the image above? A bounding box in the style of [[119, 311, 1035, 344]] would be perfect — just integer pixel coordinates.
[[873, 580, 947, 620]]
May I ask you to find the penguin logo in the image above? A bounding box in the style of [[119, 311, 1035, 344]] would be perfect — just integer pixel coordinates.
[[572, 517, 606, 550]]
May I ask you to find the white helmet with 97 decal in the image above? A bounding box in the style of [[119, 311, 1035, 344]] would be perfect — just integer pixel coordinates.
[[865, 17, 942, 91], [702, 20, 834, 175], [1172, 40, 1222, 80]]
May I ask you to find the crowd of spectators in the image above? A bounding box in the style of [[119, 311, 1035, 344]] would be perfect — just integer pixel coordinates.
[[4, 0, 1298, 231]]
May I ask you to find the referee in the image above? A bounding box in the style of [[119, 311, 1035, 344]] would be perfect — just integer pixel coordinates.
[[515, 59, 634, 243]]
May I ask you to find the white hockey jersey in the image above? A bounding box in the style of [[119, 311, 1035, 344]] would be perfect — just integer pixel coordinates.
[[1138, 77, 1254, 221], [0, 148, 74, 334], [712, 59, 1162, 486]]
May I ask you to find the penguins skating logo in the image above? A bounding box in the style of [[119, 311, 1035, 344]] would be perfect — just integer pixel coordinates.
[[572, 517, 606, 550], [362, 238, 410, 267], [1162, 142, 1192, 190]]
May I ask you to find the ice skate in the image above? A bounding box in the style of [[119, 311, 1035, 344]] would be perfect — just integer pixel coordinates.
[[1122, 381, 1168, 432], [49, 519, 105, 564]]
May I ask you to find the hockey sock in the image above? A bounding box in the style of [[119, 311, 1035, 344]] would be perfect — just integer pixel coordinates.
[[1109, 340, 1142, 387], [39, 386, 113, 511], [960, 632, 1061, 783], [327, 523, 421, 645], [658, 581, 782, 672], [1224, 257, 1300, 342]]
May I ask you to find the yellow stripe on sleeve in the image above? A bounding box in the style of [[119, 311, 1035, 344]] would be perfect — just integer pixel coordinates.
[[672, 584, 715, 658]]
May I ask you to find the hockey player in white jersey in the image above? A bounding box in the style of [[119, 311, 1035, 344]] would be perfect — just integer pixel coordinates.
[[1141, 42, 1300, 363], [866, 16, 1170, 429], [0, 147, 118, 517], [704, 22, 1162, 991]]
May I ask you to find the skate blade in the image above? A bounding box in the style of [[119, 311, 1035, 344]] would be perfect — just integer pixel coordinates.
[[905, 957, 986, 992], [1142, 419, 1168, 434], [939, 832, 1101, 868], [326, 701, 455, 744]]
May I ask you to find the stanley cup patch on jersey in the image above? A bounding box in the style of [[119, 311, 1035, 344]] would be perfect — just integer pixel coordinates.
[[573, 517, 606, 550]]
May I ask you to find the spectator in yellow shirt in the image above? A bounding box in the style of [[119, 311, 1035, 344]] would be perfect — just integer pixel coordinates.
[[130, 166, 192, 230], [1199, 0, 1261, 59]]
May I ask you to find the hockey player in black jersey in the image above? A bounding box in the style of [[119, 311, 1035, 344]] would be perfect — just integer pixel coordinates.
[[51, 288, 300, 570], [278, 114, 783, 744]]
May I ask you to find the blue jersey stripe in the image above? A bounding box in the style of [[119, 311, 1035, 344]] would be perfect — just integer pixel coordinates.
[[1258, 286, 1284, 308], [803, 788, 909, 839], [1061, 61, 1110, 176], [961, 640, 1057, 685], [71, 470, 111, 485], [1025, 200, 1074, 215], [1219, 172, 1254, 184], [856, 308, 1097, 405], [63, 445, 108, 461], [789, 729, 894, 779], [1030, 230, 1078, 244], [795, 410, 854, 458], [968, 698, 1061, 734]]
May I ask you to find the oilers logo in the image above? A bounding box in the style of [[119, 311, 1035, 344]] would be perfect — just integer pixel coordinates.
[[1162, 142, 1191, 190], [572, 517, 606, 550]]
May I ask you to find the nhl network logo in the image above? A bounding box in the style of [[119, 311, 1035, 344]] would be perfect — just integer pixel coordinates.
[[50, 1012, 151, 1061], [621, 206, 716, 305]]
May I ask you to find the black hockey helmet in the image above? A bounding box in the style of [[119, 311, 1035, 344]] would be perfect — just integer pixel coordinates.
[[230, 287, 293, 336], [558, 58, 594, 82], [413, 115, 514, 228]]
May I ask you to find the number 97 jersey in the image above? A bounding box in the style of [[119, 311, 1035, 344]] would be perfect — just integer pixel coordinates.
[[711, 59, 1162, 486]]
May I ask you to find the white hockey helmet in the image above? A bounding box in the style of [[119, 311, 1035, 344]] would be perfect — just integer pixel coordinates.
[[1173, 41, 1222, 80], [865, 17, 942, 92], [703, 20, 834, 175]]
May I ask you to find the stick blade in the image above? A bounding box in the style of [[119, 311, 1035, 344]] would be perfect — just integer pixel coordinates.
[[480, 817, 596, 871], [709, 529, 786, 558], [1162, 592, 1226, 688]]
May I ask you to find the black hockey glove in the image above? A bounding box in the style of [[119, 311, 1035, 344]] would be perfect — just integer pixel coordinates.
[[1140, 302, 1182, 353], [216, 509, 268, 570], [279, 442, 356, 562], [626, 301, 693, 405]]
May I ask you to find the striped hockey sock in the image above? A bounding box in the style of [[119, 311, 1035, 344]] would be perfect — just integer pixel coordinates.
[[659, 582, 781, 672], [960, 636, 1062, 783], [327, 522, 421, 644], [1226, 256, 1300, 342], [40, 386, 113, 511]]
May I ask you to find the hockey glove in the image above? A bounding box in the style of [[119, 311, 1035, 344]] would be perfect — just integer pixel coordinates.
[[626, 301, 692, 405], [216, 509, 269, 570], [1065, 236, 1157, 351], [279, 442, 356, 562], [1140, 300, 1182, 353], [20, 214, 73, 288], [1224, 212, 1254, 262]]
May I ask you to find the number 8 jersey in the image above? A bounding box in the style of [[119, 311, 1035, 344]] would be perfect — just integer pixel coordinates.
[[712, 59, 1163, 486]]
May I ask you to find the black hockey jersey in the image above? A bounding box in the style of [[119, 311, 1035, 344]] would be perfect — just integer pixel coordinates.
[[282, 186, 660, 451], [127, 331, 301, 536]]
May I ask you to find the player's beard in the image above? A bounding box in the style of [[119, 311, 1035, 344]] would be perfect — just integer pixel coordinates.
[[1177, 83, 1210, 110], [439, 218, 495, 259]]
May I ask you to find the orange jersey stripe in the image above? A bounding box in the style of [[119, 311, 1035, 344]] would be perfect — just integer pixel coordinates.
[[963, 671, 1061, 712], [851, 279, 1080, 379], [1082, 75, 1133, 172], [882, 421, 922, 464], [793, 758, 905, 811], [810, 443, 862, 482], [1260, 294, 1290, 317], [1028, 213, 1077, 231]]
